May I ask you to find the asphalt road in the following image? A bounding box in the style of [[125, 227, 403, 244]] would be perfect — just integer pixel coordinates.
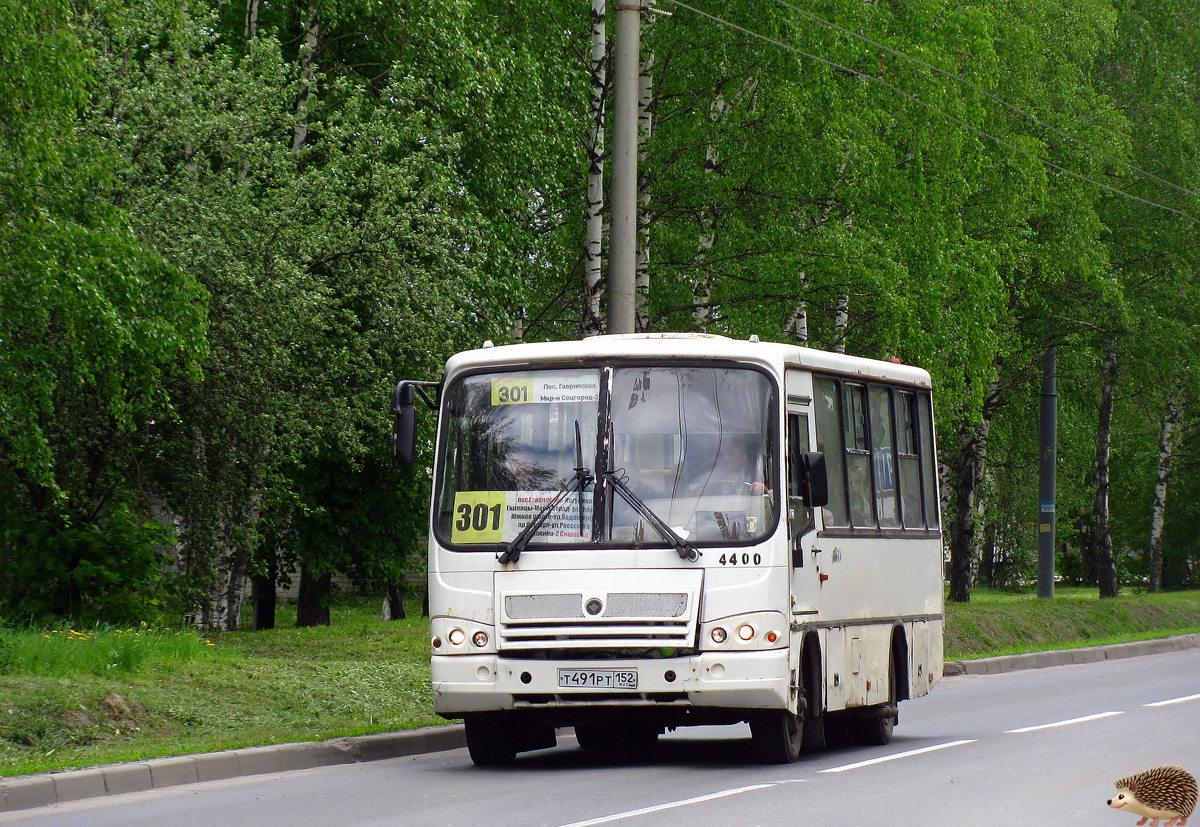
[[3, 646, 1198, 827]]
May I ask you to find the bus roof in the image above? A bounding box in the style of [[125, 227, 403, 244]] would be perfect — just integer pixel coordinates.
[[442, 333, 932, 390]]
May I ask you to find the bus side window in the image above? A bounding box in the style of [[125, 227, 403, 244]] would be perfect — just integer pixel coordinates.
[[843, 383, 873, 527], [814, 377, 848, 526], [870, 386, 900, 528], [896, 390, 924, 528], [918, 391, 939, 530]]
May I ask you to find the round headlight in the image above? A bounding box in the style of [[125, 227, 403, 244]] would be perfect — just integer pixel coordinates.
[[448, 628, 467, 646], [711, 627, 727, 644], [472, 630, 489, 648], [737, 624, 755, 641]]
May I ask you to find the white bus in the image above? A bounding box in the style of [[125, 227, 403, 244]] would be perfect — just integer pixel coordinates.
[[393, 333, 943, 765]]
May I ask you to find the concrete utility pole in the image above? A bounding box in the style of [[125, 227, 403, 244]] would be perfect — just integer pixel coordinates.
[[607, 3, 641, 335], [1037, 345, 1057, 598]]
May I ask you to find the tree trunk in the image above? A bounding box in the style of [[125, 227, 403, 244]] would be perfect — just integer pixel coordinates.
[[292, 10, 320, 156], [1148, 385, 1181, 592], [382, 584, 406, 621], [947, 379, 1002, 602], [831, 292, 849, 353], [296, 565, 332, 627], [582, 0, 606, 337], [1093, 348, 1119, 598], [782, 272, 808, 345], [244, 0, 260, 39], [251, 551, 277, 630], [691, 88, 728, 331]]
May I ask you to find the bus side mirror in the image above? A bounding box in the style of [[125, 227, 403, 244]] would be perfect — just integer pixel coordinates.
[[800, 452, 828, 509], [392, 382, 418, 469]]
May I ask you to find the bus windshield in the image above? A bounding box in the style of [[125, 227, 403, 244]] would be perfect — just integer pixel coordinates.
[[434, 364, 778, 550]]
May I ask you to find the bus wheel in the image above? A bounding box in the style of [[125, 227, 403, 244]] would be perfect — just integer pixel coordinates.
[[750, 712, 802, 764], [464, 714, 517, 766]]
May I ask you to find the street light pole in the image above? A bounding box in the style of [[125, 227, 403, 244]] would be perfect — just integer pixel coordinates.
[[607, 3, 641, 335], [1038, 344, 1057, 598]]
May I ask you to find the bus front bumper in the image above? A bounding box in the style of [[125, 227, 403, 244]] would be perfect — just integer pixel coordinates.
[[431, 650, 792, 716]]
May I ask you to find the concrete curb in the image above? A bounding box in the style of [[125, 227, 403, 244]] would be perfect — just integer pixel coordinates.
[[5, 633, 1200, 813], [941, 631, 1200, 676], [0, 725, 466, 814]]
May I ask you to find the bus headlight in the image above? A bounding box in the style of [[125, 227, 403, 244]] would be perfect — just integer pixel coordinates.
[[702, 612, 788, 650], [431, 617, 495, 653]]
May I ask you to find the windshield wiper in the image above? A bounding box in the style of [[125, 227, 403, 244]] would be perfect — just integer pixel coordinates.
[[607, 471, 701, 562], [498, 423, 592, 565]]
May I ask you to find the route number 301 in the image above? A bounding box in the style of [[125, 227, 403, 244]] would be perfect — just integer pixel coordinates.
[[456, 502, 501, 532], [491, 378, 533, 406]]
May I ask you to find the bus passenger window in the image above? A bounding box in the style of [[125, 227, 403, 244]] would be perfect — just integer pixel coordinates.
[[814, 378, 848, 526], [896, 390, 924, 528], [870, 386, 899, 528], [918, 392, 939, 529], [843, 383, 873, 527]]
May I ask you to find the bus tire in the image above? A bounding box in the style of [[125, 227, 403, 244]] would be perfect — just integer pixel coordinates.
[[799, 642, 825, 752], [750, 711, 803, 764], [464, 714, 517, 766]]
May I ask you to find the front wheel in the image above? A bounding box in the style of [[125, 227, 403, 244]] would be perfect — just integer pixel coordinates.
[[749, 712, 803, 764], [464, 714, 517, 767]]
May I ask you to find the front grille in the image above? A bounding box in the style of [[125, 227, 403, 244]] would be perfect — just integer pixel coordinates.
[[505, 593, 584, 619], [496, 570, 703, 653], [605, 593, 687, 617]]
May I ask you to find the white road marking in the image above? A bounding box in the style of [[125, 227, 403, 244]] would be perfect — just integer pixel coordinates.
[[554, 783, 782, 827], [1144, 692, 1200, 707], [1005, 711, 1123, 733], [818, 739, 977, 773]]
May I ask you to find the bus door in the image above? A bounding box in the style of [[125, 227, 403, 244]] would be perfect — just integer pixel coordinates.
[[785, 374, 821, 618]]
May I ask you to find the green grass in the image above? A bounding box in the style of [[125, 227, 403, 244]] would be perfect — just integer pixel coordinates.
[[1, 599, 439, 777], [944, 586, 1200, 659], [2, 588, 1199, 778]]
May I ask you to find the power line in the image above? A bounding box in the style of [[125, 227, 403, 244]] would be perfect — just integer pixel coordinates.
[[662, 0, 1199, 226], [767, 0, 1199, 201]]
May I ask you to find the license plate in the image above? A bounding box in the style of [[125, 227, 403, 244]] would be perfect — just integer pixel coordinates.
[[557, 668, 639, 689]]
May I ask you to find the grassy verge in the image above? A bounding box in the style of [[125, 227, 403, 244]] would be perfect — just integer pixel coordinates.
[[3, 588, 1199, 778], [943, 586, 1200, 659]]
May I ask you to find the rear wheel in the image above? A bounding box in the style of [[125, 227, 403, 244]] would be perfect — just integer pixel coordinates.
[[464, 714, 517, 766], [750, 711, 803, 764]]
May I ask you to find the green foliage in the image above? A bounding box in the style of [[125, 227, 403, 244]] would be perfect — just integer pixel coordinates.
[[1, 504, 172, 625], [2, 0, 1199, 621]]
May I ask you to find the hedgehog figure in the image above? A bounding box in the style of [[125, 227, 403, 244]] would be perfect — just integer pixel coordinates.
[[1108, 765, 1198, 826]]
